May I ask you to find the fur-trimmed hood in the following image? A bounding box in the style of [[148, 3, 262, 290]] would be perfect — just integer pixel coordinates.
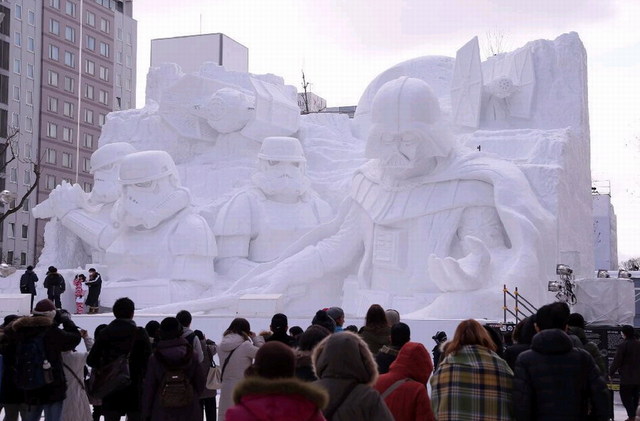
[[312, 331, 378, 386], [9, 315, 53, 334], [233, 376, 328, 408]]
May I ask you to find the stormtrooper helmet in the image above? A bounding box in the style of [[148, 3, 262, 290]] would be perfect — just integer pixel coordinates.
[[253, 137, 308, 199], [89, 142, 137, 204]]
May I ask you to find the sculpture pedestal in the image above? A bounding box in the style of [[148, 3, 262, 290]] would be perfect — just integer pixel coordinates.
[[100, 278, 209, 309], [341, 278, 439, 316], [238, 294, 283, 317], [0, 294, 32, 317]]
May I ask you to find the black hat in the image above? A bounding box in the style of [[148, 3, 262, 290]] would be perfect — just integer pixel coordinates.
[[312, 309, 336, 333], [270, 313, 288, 332], [432, 331, 447, 342], [48, 266, 57, 273]]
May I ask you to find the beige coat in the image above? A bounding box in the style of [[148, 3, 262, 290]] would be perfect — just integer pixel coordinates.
[[217, 333, 264, 420]]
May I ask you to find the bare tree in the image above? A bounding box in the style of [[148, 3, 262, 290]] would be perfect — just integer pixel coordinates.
[[301, 70, 310, 115], [620, 258, 640, 271], [484, 28, 509, 59], [0, 128, 41, 226]]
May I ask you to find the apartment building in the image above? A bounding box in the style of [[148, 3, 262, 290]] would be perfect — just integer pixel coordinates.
[[0, 0, 136, 267]]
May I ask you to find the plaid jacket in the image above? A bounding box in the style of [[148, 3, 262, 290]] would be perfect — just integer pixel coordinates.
[[430, 344, 514, 420]]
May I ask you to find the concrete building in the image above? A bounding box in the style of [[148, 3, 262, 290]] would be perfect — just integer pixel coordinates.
[[150, 33, 248, 74], [593, 182, 618, 271], [0, 0, 136, 267]]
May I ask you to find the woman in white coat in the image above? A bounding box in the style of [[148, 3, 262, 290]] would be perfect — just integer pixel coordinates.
[[61, 317, 94, 421], [217, 318, 264, 420]]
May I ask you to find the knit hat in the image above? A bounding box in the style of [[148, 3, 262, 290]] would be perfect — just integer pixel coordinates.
[[159, 317, 183, 340], [48, 266, 57, 273], [270, 313, 288, 333], [326, 307, 344, 322], [312, 309, 336, 333], [33, 299, 57, 320], [252, 341, 295, 379]]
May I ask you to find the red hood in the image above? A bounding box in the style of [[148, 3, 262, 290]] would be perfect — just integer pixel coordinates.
[[388, 342, 433, 383]]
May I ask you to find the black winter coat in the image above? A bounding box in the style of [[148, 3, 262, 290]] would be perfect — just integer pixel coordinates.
[[609, 337, 640, 384], [87, 318, 152, 412], [1, 315, 81, 405], [513, 329, 609, 421], [19, 270, 38, 295], [43, 273, 66, 296]]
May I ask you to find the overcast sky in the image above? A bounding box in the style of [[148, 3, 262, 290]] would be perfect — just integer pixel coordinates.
[[131, 0, 640, 262]]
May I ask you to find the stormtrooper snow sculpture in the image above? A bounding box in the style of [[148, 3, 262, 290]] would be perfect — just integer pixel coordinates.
[[104, 150, 216, 287], [230, 76, 553, 317], [213, 136, 333, 278], [32, 142, 137, 266]]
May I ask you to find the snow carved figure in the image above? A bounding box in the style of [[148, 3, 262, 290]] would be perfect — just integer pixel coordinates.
[[213, 136, 333, 279], [32, 142, 137, 266]]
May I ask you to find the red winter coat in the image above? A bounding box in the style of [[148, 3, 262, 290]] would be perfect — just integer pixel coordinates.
[[226, 376, 328, 421], [374, 342, 435, 421]]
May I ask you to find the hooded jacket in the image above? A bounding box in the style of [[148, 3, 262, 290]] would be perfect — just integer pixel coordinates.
[[375, 342, 434, 421], [358, 325, 390, 355], [226, 376, 328, 421], [312, 332, 393, 421], [142, 337, 205, 421], [430, 344, 513, 421], [218, 333, 265, 420], [609, 335, 640, 385], [568, 326, 606, 375], [513, 329, 609, 421], [2, 315, 81, 405]]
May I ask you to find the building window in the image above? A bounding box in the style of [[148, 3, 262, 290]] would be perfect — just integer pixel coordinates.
[[99, 113, 106, 126], [12, 86, 19, 101], [27, 37, 35, 52], [126, 32, 132, 45], [21, 225, 28, 239], [117, 28, 123, 40], [125, 79, 131, 90], [85, 84, 94, 100], [117, 51, 122, 64], [49, 19, 60, 35], [65, 1, 76, 17], [24, 169, 31, 185], [99, 66, 109, 81], [48, 97, 58, 112], [86, 35, 95, 51], [46, 148, 57, 164], [50, 0, 60, 9], [47, 123, 58, 139], [63, 101, 74, 118], [9, 167, 17, 183], [62, 152, 72, 168], [65, 26, 75, 43], [116, 74, 122, 87], [13, 59, 20, 74], [86, 11, 95, 26], [8, 223, 15, 238], [83, 133, 94, 148], [20, 253, 27, 266], [64, 51, 75, 68], [14, 32, 21, 47], [48, 70, 59, 87], [126, 55, 132, 67], [46, 175, 56, 190], [85, 59, 95, 75], [25, 116, 33, 133], [7, 251, 14, 264], [26, 91, 33, 105], [15, 4, 21, 19], [63, 127, 73, 142], [22, 199, 29, 212], [25, 144, 32, 159], [11, 112, 19, 129], [100, 18, 110, 33], [99, 90, 108, 105], [49, 44, 59, 61], [28, 10, 35, 25], [64, 76, 75, 93], [84, 109, 93, 124], [27, 63, 34, 79], [83, 182, 93, 193], [99, 42, 109, 58], [83, 158, 91, 172]]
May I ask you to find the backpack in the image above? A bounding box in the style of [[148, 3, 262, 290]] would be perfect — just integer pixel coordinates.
[[157, 346, 194, 408], [15, 332, 54, 390], [19, 273, 31, 293]]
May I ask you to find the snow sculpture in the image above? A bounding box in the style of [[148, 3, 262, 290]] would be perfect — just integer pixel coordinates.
[[32, 142, 137, 267], [213, 136, 333, 279], [104, 150, 216, 283]]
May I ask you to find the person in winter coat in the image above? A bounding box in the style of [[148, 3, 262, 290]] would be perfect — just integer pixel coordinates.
[[87, 297, 152, 421], [566, 313, 606, 375], [295, 325, 332, 382], [43, 266, 66, 309], [376, 322, 410, 374], [3, 299, 81, 421], [19, 265, 38, 311], [85, 268, 102, 314], [610, 324, 640, 420], [226, 341, 329, 421], [142, 317, 206, 421], [358, 304, 390, 355], [218, 318, 265, 420], [431, 330, 447, 370], [195, 330, 218, 421], [72, 274, 86, 314], [265, 313, 295, 347], [61, 315, 95, 421], [513, 302, 609, 421], [504, 316, 536, 371], [312, 331, 394, 421], [430, 319, 513, 421], [375, 342, 434, 421], [0, 315, 23, 421]]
